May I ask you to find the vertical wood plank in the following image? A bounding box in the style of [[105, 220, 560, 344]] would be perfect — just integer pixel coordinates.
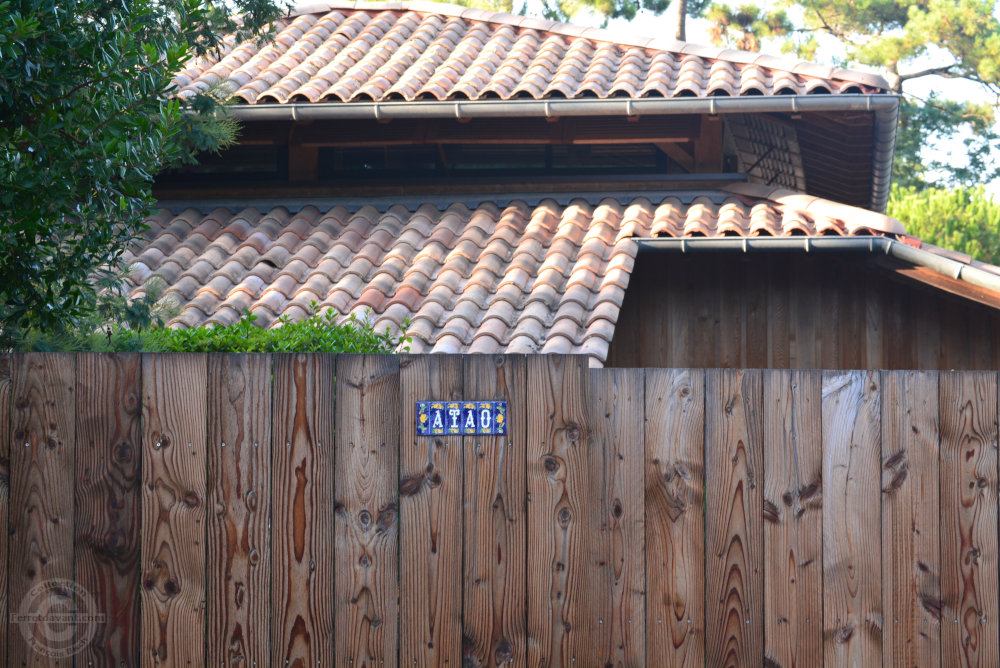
[[335, 355, 400, 667], [645, 369, 705, 667], [745, 260, 768, 369], [692, 261, 719, 368], [939, 372, 998, 667], [526, 355, 597, 666], [705, 368, 763, 668], [790, 256, 819, 369], [270, 354, 336, 668], [881, 371, 941, 668], [863, 287, 886, 369], [462, 355, 527, 667], [141, 353, 206, 668], [821, 370, 882, 666], [763, 370, 823, 668], [400, 355, 463, 666], [9, 353, 76, 667], [912, 292, 942, 371], [206, 354, 272, 668], [718, 260, 746, 368], [76, 353, 142, 667], [665, 259, 692, 368], [767, 257, 790, 369], [0, 354, 10, 666], [590, 367, 645, 666], [837, 269, 863, 370]]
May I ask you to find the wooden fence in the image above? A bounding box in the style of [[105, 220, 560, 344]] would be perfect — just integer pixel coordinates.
[[0, 354, 997, 668]]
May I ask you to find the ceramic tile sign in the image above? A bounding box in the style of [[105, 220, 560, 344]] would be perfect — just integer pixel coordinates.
[[417, 401, 507, 436]]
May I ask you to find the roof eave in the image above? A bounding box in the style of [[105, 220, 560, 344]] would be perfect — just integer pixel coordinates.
[[636, 236, 1000, 311], [227, 94, 900, 212]]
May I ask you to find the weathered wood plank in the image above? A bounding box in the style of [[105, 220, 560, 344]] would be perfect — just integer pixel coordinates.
[[881, 371, 941, 668], [270, 354, 336, 668], [141, 353, 207, 667], [665, 259, 692, 366], [9, 354, 76, 667], [206, 354, 272, 668], [335, 355, 400, 667], [745, 260, 768, 368], [863, 286, 886, 369], [590, 367, 645, 666], [821, 370, 882, 666], [705, 368, 763, 668], [0, 354, 10, 666], [526, 355, 598, 666], [939, 372, 998, 667], [791, 256, 820, 369], [763, 370, 823, 668], [462, 355, 527, 668], [400, 355, 464, 666], [692, 266, 719, 368], [645, 369, 705, 667], [718, 260, 746, 367], [767, 258, 790, 369], [76, 353, 142, 667]]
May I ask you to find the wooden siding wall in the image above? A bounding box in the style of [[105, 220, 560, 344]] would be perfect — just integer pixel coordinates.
[[605, 252, 1000, 369], [1, 354, 999, 667]]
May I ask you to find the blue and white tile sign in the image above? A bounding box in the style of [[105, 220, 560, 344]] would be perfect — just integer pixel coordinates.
[[417, 401, 507, 436]]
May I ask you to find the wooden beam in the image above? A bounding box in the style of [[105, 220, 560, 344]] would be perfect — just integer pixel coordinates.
[[694, 114, 723, 172], [655, 141, 694, 172], [288, 144, 318, 182]]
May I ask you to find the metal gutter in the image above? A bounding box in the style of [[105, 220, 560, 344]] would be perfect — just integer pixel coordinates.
[[227, 94, 900, 212], [636, 236, 1000, 296]]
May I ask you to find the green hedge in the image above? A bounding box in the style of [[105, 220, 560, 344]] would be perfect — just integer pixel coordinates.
[[14, 308, 410, 353], [887, 185, 1000, 266]]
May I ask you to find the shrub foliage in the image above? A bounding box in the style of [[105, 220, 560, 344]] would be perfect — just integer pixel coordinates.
[[887, 185, 1000, 266], [14, 307, 410, 354]]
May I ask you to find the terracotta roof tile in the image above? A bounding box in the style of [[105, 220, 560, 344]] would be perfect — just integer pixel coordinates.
[[137, 184, 907, 365], [176, 2, 888, 104]]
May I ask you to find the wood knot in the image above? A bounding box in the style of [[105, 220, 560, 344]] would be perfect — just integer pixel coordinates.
[[557, 508, 571, 527], [114, 442, 134, 463], [376, 502, 398, 533], [182, 491, 200, 508], [543, 456, 559, 474], [763, 500, 779, 523], [400, 474, 425, 496], [494, 637, 513, 664], [566, 426, 580, 442], [358, 510, 372, 529], [920, 596, 942, 620]]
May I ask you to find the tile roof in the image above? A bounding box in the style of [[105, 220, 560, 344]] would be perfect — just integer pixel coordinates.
[[173, 1, 889, 104], [126, 183, 906, 366]]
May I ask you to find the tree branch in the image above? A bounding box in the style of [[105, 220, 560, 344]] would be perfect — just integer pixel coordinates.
[[898, 65, 959, 82]]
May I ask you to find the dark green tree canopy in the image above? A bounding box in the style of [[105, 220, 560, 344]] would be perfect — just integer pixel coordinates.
[[0, 0, 285, 345]]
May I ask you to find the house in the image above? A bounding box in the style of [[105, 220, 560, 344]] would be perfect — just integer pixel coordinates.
[[128, 0, 1000, 368]]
